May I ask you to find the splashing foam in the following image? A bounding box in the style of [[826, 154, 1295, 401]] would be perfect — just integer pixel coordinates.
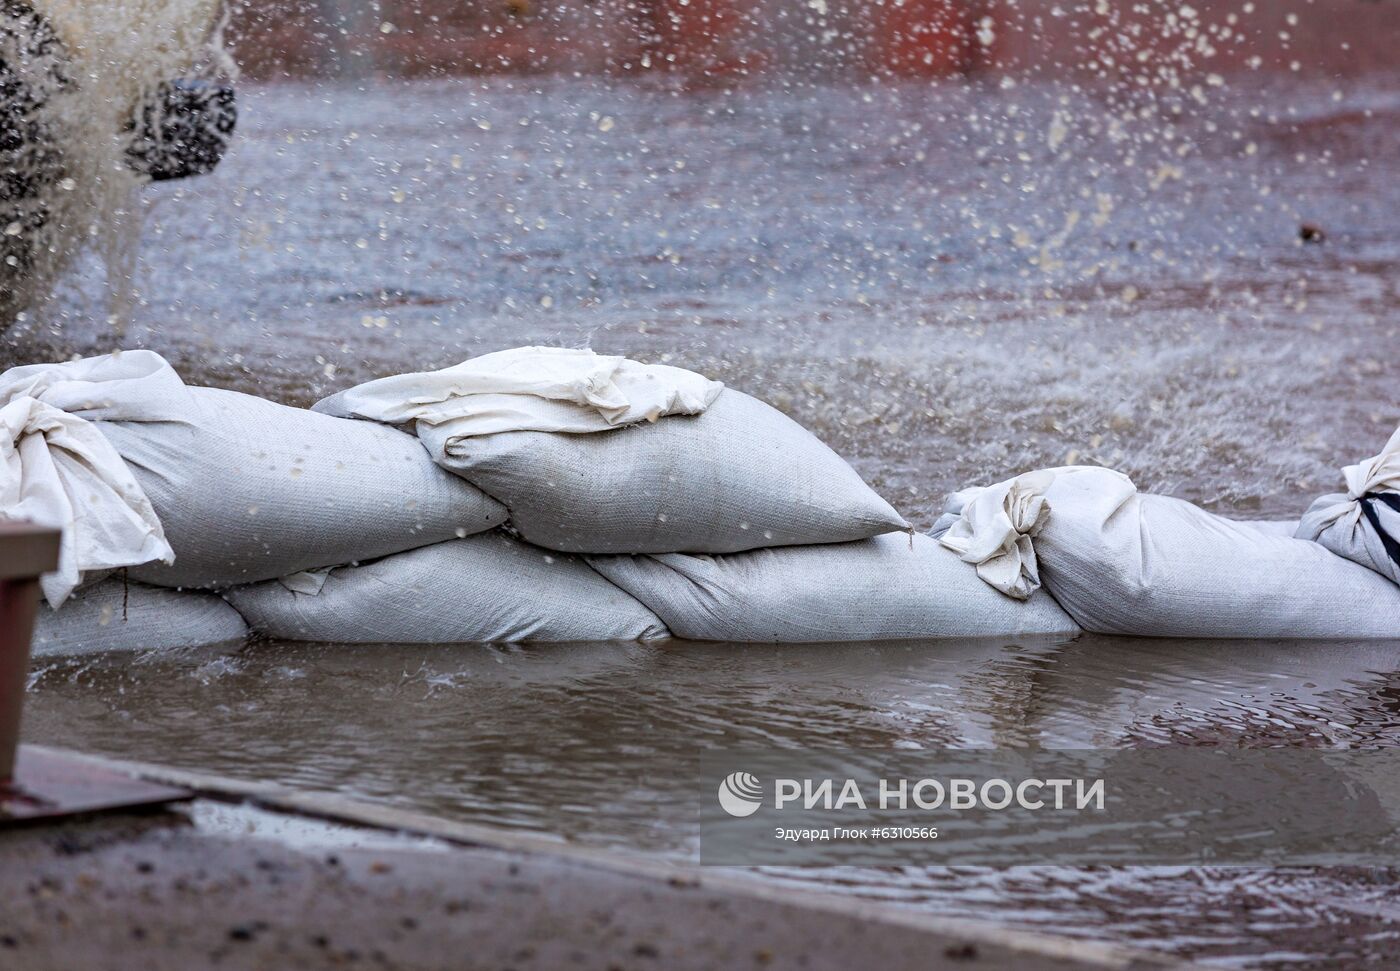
[[1, 0, 233, 332]]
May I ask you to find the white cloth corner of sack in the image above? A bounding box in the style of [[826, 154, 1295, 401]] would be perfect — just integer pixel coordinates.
[[278, 567, 333, 596], [312, 346, 724, 460], [0, 350, 185, 607], [1295, 421, 1400, 585], [933, 466, 1135, 600]]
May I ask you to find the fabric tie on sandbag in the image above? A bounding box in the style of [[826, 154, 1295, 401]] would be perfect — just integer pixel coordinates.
[[1295, 423, 1400, 585], [933, 468, 1057, 599], [0, 350, 182, 606], [313, 345, 724, 444], [931, 466, 1135, 600]]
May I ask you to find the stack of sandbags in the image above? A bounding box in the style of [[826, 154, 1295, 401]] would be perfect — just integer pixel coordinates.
[[935, 466, 1400, 639], [311, 347, 1068, 644], [32, 578, 247, 657], [1, 350, 508, 653], [18, 347, 1399, 648], [226, 533, 668, 644]]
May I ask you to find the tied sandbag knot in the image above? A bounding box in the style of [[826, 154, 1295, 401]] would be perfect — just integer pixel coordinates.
[[1296, 422, 1400, 585], [934, 468, 1057, 600]]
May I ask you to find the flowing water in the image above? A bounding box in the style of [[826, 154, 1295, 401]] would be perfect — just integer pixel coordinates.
[[8, 69, 1400, 969]]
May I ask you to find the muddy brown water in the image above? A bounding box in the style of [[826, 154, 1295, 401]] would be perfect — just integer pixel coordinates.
[[8, 71, 1400, 969], [22, 635, 1400, 968]]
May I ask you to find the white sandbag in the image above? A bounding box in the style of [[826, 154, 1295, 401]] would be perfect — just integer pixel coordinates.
[[947, 466, 1400, 639], [225, 532, 669, 644], [424, 389, 909, 554], [0, 351, 177, 606], [314, 345, 724, 436], [1295, 423, 1400, 585], [315, 347, 908, 555], [1234, 519, 1302, 538], [97, 386, 508, 589], [587, 533, 1080, 643], [31, 578, 248, 657]]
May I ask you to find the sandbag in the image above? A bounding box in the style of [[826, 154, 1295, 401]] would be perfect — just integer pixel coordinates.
[[1233, 519, 1301, 538], [587, 533, 1080, 643], [31, 578, 248, 657], [1296, 423, 1400, 586], [977, 467, 1400, 639], [0, 350, 180, 606], [96, 387, 508, 589], [420, 388, 910, 554], [224, 532, 669, 644]]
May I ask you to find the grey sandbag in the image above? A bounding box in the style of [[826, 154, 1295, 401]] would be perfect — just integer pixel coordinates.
[[1029, 470, 1400, 639], [96, 387, 507, 589], [587, 532, 1080, 642], [225, 532, 669, 643], [31, 579, 248, 657], [420, 388, 909, 554]]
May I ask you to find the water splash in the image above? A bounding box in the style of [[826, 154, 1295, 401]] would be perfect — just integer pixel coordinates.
[[1, 0, 233, 332]]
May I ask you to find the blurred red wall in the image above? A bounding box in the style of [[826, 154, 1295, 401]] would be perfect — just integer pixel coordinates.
[[225, 0, 1400, 81]]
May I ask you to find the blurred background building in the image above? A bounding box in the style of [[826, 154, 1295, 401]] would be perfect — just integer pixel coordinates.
[[225, 0, 1399, 82]]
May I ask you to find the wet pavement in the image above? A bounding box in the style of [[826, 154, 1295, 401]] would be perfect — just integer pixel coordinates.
[[5, 790, 1179, 971]]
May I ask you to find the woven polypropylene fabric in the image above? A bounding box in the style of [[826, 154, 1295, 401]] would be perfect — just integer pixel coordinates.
[[225, 532, 669, 644], [1298, 492, 1400, 586], [588, 532, 1080, 643], [31, 579, 248, 656], [427, 389, 909, 555], [96, 387, 507, 589], [1036, 478, 1400, 638]]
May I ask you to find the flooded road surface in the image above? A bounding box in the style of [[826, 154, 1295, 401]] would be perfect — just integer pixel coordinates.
[[8, 72, 1400, 969], [23, 634, 1400, 968]]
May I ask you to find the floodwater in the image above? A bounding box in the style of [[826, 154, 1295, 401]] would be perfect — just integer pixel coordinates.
[[9, 71, 1400, 969], [23, 635, 1400, 967]]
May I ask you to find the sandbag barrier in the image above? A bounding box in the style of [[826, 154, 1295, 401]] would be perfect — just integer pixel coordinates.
[[4, 348, 1398, 654]]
